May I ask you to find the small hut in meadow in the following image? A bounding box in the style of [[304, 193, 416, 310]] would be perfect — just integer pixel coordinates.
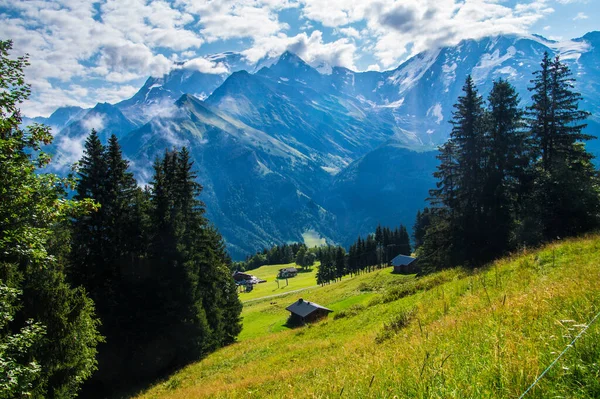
[[278, 267, 298, 279], [286, 298, 332, 324], [390, 255, 420, 274]]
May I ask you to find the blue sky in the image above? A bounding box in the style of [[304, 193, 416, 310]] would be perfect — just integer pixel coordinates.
[[0, 0, 597, 117]]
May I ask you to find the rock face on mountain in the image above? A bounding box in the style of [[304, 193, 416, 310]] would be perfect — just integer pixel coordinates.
[[37, 32, 600, 259]]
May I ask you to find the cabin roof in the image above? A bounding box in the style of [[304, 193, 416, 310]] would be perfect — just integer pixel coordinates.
[[279, 267, 298, 273], [390, 254, 417, 267], [286, 298, 332, 318]]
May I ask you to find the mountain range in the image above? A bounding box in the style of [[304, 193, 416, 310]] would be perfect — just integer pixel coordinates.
[[28, 32, 600, 259]]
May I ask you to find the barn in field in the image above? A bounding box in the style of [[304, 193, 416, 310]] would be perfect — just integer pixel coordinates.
[[286, 298, 332, 324], [390, 254, 420, 274], [278, 267, 298, 279], [232, 271, 253, 282]]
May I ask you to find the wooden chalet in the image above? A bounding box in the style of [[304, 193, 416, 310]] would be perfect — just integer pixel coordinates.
[[390, 254, 420, 274], [286, 298, 332, 324], [278, 267, 298, 279], [232, 271, 253, 282]]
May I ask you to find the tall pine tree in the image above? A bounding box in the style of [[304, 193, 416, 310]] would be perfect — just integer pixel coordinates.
[[527, 53, 600, 238]]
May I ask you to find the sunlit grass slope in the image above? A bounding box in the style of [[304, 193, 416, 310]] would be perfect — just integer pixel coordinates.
[[137, 235, 600, 398], [236, 262, 319, 302]]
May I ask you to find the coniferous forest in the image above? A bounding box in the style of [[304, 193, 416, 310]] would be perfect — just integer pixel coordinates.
[[416, 53, 600, 272], [0, 41, 242, 398]]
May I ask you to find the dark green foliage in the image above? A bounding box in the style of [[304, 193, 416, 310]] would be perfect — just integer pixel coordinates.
[[413, 208, 432, 251], [234, 242, 307, 271], [0, 284, 45, 399], [295, 246, 307, 269], [484, 80, 527, 246], [526, 53, 600, 239], [347, 224, 411, 276], [69, 140, 242, 395], [314, 224, 411, 285], [420, 54, 599, 272], [0, 40, 101, 398]]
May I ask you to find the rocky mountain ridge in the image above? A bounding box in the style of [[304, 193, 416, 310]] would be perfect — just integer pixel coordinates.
[[33, 32, 600, 259]]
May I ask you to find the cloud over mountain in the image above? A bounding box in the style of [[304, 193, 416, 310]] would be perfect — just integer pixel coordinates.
[[0, 0, 596, 117]]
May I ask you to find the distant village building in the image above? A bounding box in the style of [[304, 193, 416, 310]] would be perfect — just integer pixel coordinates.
[[390, 255, 420, 274], [232, 271, 253, 282], [286, 298, 332, 324], [278, 267, 298, 279], [232, 271, 266, 286]]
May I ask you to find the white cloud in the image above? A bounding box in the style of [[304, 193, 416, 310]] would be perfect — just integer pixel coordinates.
[[52, 133, 88, 171], [573, 12, 588, 20], [176, 0, 293, 42], [81, 114, 106, 132], [94, 85, 140, 104], [243, 30, 358, 70], [299, 0, 555, 68], [182, 58, 230, 74], [337, 27, 361, 39], [0, 0, 204, 115], [0, 0, 570, 116]]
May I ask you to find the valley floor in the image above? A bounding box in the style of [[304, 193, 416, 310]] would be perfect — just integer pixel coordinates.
[[135, 235, 600, 398]]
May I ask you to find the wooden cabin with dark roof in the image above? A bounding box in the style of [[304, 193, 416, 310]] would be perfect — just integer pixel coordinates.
[[389, 254, 420, 274], [286, 298, 332, 324], [278, 267, 298, 279]]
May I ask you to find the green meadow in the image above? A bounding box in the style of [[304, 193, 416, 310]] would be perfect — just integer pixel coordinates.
[[236, 262, 319, 302], [136, 235, 600, 398]]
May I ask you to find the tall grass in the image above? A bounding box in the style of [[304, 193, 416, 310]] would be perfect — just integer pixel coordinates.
[[135, 235, 600, 399]]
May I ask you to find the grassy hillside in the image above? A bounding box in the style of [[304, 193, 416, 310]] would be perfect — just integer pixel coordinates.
[[236, 262, 319, 302], [136, 236, 600, 398]]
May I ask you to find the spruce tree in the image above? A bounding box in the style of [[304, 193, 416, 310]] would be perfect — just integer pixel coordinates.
[[295, 246, 307, 270], [527, 54, 600, 238], [451, 76, 486, 264], [71, 130, 109, 293], [413, 208, 432, 251], [335, 247, 346, 281], [481, 79, 525, 258]]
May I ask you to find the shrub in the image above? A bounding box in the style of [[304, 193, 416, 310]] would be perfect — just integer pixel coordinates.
[[375, 307, 416, 344], [333, 304, 365, 320]]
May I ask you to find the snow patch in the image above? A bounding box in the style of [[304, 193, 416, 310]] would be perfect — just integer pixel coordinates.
[[321, 165, 340, 175], [442, 61, 457, 89], [496, 66, 518, 78], [377, 98, 405, 109], [427, 103, 443, 124], [255, 160, 273, 176], [528, 35, 590, 61], [472, 46, 517, 83], [389, 49, 441, 94], [315, 62, 332, 75], [144, 83, 163, 102]]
